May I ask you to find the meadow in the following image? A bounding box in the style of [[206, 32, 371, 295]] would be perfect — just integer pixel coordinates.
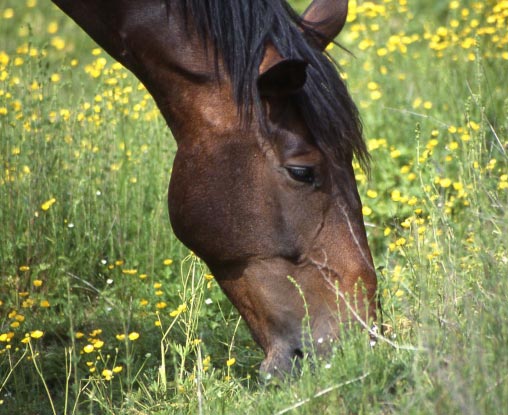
[[1, 0, 507, 413]]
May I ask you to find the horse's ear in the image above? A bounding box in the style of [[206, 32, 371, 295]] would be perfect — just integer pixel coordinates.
[[301, 0, 349, 51], [257, 59, 308, 97]]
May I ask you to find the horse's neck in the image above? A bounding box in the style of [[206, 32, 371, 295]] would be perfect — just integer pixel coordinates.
[[53, 0, 238, 143], [115, 8, 237, 141]]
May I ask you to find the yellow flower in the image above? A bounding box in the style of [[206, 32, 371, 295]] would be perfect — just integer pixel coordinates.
[[41, 198, 56, 211], [113, 366, 123, 373], [30, 330, 44, 339], [366, 189, 378, 198], [412, 97, 422, 109], [128, 332, 140, 341], [40, 300, 50, 308], [226, 357, 236, 367], [448, 141, 459, 150], [390, 149, 401, 158], [156, 302, 167, 309], [116, 334, 125, 341], [75, 331, 85, 339], [453, 182, 463, 191], [93, 340, 104, 349], [47, 22, 58, 34], [202, 355, 211, 371], [439, 178, 452, 188], [0, 51, 8, 66], [102, 369, 113, 381], [3, 9, 14, 19], [90, 329, 102, 337], [122, 269, 137, 275], [19, 265, 30, 272], [395, 237, 406, 247], [391, 189, 402, 202], [33, 279, 43, 287], [170, 303, 187, 317], [83, 344, 94, 353], [204, 274, 214, 280], [50, 37, 66, 51], [163, 258, 173, 266], [469, 121, 480, 131], [362, 206, 372, 216]]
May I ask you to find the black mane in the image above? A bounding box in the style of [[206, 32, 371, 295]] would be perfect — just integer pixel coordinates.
[[172, 0, 368, 169]]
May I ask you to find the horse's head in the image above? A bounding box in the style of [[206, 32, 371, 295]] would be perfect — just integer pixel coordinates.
[[168, 0, 378, 375], [52, 0, 377, 376]]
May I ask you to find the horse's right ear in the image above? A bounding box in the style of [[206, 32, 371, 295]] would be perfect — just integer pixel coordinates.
[[257, 59, 308, 97]]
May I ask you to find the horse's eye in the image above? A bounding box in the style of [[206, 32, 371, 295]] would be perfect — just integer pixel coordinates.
[[285, 166, 315, 184]]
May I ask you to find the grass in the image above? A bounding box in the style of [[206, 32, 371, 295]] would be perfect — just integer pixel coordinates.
[[1, 0, 507, 413]]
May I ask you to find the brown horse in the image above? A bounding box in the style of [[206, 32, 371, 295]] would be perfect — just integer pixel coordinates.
[[52, 0, 378, 375]]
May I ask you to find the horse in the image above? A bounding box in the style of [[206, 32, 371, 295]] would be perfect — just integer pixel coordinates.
[[52, 0, 378, 375]]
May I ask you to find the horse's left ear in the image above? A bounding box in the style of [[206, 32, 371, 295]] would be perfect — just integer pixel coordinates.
[[257, 59, 308, 97]]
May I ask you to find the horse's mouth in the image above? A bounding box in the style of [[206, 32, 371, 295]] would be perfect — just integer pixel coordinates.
[[258, 341, 309, 378]]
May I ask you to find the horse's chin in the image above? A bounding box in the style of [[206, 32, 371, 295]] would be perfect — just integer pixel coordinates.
[[259, 343, 304, 378], [258, 329, 339, 378]]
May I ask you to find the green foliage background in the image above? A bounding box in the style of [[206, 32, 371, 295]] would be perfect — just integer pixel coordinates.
[[1, 0, 507, 413]]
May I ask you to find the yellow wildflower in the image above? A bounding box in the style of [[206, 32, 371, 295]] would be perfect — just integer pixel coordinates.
[[30, 330, 44, 339], [128, 332, 140, 341], [170, 303, 187, 317], [362, 206, 372, 216], [102, 369, 113, 381], [41, 198, 56, 211], [83, 344, 94, 353]]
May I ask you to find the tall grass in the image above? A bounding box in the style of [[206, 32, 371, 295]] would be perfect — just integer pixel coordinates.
[[1, 0, 507, 413]]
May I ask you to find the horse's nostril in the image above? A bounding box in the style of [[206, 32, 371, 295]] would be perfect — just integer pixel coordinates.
[[293, 348, 304, 359]]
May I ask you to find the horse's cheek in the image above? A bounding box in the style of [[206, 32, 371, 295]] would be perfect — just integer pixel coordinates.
[[167, 143, 275, 263]]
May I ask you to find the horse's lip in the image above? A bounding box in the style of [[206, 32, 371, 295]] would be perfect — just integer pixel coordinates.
[[259, 340, 305, 376]]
